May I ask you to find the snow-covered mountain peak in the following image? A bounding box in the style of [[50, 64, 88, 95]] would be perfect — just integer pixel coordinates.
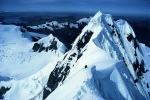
[[44, 11, 150, 100], [32, 34, 67, 53], [38, 34, 57, 47], [32, 34, 67, 54], [92, 11, 102, 19], [89, 11, 102, 26], [38, 34, 55, 46]]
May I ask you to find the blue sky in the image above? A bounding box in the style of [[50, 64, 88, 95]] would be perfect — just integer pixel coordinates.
[[0, 0, 150, 15]]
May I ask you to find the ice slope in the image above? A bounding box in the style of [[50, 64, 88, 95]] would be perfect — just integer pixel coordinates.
[[0, 25, 66, 99], [44, 11, 149, 100]]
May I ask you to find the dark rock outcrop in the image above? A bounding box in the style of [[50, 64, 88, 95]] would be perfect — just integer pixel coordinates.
[[32, 38, 58, 53], [0, 87, 10, 99]]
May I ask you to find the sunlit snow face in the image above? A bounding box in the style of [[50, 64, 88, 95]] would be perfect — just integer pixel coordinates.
[[0, 0, 149, 14]]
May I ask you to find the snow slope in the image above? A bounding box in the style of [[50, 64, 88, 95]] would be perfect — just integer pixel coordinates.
[[44, 11, 150, 100], [0, 24, 66, 99]]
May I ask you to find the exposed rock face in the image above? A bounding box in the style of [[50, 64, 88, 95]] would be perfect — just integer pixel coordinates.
[[0, 87, 10, 99], [32, 38, 58, 52]]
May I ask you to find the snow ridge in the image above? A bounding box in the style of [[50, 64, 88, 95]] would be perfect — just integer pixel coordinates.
[[44, 11, 150, 100]]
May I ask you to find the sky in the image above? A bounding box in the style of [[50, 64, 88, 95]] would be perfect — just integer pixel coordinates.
[[0, 0, 150, 15]]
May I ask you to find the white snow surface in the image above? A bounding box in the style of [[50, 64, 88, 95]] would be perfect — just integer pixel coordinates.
[[0, 25, 66, 99]]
